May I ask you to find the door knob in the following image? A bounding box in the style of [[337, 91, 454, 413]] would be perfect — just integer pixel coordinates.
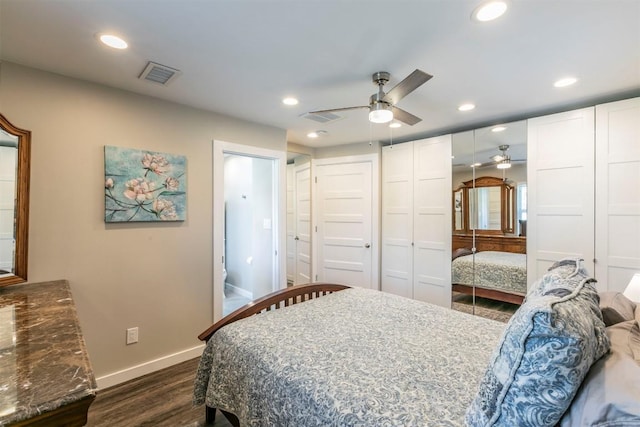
[[364, 243, 371, 248], [294, 236, 299, 240]]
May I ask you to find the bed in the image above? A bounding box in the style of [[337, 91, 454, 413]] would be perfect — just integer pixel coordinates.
[[194, 284, 505, 426], [451, 250, 527, 304], [194, 260, 640, 426]]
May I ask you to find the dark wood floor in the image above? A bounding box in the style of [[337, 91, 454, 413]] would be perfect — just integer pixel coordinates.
[[87, 295, 517, 426], [86, 357, 231, 427]]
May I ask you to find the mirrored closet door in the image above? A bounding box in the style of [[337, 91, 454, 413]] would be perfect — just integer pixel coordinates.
[[451, 121, 528, 310]]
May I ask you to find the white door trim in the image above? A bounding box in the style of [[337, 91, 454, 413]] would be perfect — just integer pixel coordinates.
[[212, 140, 286, 322], [311, 153, 380, 289]]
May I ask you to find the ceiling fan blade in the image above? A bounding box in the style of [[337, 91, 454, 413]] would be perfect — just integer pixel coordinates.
[[308, 105, 369, 114], [382, 69, 432, 105], [391, 106, 422, 126]]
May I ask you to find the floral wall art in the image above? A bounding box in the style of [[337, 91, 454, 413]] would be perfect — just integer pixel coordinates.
[[104, 146, 186, 222]]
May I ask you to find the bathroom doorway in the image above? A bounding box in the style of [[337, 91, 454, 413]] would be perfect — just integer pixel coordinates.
[[212, 141, 286, 321]]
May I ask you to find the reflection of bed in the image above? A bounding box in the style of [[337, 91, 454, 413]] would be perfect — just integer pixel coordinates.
[[452, 250, 526, 304], [194, 284, 505, 426]]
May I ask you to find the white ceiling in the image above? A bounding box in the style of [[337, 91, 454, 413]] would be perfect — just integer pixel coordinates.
[[1, 0, 639, 148]]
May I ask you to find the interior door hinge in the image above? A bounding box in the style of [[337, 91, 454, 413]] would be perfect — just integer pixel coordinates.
[[222, 255, 224, 264], [315, 226, 318, 232], [314, 176, 317, 183]]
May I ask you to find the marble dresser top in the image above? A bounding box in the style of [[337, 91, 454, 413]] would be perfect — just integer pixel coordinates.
[[0, 280, 96, 425]]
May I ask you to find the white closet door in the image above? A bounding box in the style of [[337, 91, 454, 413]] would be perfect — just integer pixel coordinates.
[[595, 97, 640, 291], [294, 162, 312, 284], [286, 164, 295, 284], [413, 135, 452, 307], [381, 142, 414, 298], [314, 155, 378, 289], [527, 107, 595, 284]]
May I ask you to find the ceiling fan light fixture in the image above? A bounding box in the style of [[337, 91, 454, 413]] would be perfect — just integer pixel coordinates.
[[369, 104, 393, 124], [389, 122, 402, 128], [497, 158, 511, 169]]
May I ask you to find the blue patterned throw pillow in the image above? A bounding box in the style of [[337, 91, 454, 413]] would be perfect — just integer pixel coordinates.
[[465, 259, 610, 427]]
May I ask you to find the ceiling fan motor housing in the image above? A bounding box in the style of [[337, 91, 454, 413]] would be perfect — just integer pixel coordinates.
[[371, 71, 390, 85]]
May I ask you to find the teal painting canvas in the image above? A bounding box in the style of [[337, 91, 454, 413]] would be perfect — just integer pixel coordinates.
[[104, 146, 186, 222]]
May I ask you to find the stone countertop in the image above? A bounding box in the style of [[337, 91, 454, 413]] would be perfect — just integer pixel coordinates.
[[0, 280, 96, 425]]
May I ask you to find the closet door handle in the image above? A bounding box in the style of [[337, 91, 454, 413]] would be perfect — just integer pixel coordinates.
[[364, 243, 371, 248]]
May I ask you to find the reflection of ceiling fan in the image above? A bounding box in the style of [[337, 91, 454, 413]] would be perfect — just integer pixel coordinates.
[[488, 144, 527, 169], [453, 144, 526, 169], [309, 69, 432, 125], [493, 144, 512, 169]]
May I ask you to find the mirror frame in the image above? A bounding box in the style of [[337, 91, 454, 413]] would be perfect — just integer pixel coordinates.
[[457, 176, 515, 235], [0, 113, 30, 287]]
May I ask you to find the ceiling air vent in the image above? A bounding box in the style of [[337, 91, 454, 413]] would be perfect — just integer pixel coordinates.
[[301, 111, 343, 124], [139, 61, 181, 86]]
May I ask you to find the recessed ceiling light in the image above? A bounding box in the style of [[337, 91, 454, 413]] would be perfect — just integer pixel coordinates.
[[458, 103, 476, 112], [472, 1, 508, 22], [389, 122, 402, 128], [470, 162, 482, 168], [99, 34, 128, 49], [307, 131, 319, 138], [492, 126, 507, 132], [282, 97, 299, 106], [554, 77, 578, 88]]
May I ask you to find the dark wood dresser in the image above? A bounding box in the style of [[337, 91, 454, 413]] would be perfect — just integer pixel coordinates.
[[452, 234, 526, 254], [0, 280, 96, 426]]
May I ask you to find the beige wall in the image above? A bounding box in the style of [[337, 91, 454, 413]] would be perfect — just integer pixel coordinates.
[[0, 62, 286, 380]]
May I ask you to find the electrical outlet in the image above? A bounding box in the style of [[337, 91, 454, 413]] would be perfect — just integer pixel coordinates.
[[126, 327, 139, 345]]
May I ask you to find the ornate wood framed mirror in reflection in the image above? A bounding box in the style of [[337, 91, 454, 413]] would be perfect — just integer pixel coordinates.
[[0, 114, 31, 287]]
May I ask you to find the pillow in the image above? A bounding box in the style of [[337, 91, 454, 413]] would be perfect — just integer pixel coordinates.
[[559, 320, 640, 426], [466, 258, 610, 427], [599, 291, 637, 326], [452, 247, 473, 260]]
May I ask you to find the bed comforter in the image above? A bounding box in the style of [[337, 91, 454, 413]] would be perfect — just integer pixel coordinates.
[[193, 287, 505, 426], [452, 250, 527, 295]]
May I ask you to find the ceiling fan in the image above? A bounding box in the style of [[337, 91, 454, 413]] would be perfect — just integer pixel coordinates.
[[453, 144, 526, 169], [484, 145, 527, 169], [309, 69, 433, 125]]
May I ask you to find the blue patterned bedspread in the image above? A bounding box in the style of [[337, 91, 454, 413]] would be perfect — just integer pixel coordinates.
[[193, 288, 505, 426], [452, 251, 527, 294]]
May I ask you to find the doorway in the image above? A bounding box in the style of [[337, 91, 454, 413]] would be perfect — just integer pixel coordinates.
[[213, 141, 286, 321]]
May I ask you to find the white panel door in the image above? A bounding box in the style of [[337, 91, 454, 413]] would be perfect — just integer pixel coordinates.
[[413, 135, 452, 307], [527, 107, 595, 284], [286, 163, 295, 284], [595, 97, 640, 291], [381, 142, 414, 298], [294, 162, 312, 284], [315, 155, 378, 289]]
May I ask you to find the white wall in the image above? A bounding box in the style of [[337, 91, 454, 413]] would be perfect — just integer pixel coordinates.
[[223, 155, 274, 298], [0, 62, 286, 383], [224, 155, 254, 295]]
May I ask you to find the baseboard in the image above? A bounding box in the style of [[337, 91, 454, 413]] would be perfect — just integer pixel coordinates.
[[96, 343, 205, 390], [225, 282, 253, 299]]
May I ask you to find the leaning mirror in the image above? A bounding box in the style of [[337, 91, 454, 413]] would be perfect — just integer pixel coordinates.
[[0, 114, 30, 287]]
